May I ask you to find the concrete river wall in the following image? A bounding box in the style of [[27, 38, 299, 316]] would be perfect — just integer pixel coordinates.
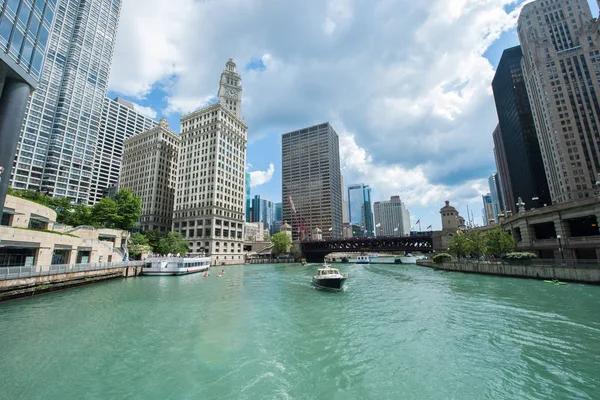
[[417, 259, 600, 284]]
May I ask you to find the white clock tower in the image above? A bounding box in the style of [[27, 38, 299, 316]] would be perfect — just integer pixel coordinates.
[[218, 58, 242, 118]]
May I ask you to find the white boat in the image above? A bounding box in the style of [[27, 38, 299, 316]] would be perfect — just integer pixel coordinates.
[[143, 256, 211, 276], [312, 264, 349, 290], [356, 255, 370, 264]]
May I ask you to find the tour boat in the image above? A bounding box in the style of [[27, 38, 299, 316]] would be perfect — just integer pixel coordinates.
[[356, 255, 370, 264], [312, 264, 348, 290], [142, 256, 211, 276]]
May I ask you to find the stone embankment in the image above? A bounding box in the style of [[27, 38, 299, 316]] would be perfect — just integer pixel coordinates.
[[417, 259, 600, 284]]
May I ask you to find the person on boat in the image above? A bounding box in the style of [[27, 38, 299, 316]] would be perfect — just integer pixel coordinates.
[[552, 278, 559, 283]]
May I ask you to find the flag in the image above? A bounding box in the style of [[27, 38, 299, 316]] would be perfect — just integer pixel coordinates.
[[375, 223, 381, 227], [415, 219, 420, 224], [426, 225, 432, 230]]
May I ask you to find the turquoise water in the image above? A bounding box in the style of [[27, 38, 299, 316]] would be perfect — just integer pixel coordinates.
[[1, 263, 600, 399]]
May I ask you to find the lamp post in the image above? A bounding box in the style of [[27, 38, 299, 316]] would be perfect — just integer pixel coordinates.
[[557, 234, 565, 264], [531, 196, 539, 210]]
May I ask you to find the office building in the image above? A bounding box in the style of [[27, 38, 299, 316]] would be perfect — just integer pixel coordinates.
[[282, 122, 343, 240], [245, 171, 251, 222], [347, 183, 374, 236], [341, 175, 348, 223], [90, 97, 157, 204], [0, 0, 57, 215], [10, 0, 122, 204], [492, 45, 551, 212], [251, 194, 274, 234], [518, 1, 600, 203], [271, 202, 282, 235], [373, 196, 410, 237], [244, 221, 264, 242], [488, 173, 505, 221], [119, 119, 179, 233], [173, 59, 246, 264], [482, 194, 494, 225]]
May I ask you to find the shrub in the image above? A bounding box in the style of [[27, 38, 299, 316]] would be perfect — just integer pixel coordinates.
[[433, 253, 452, 263], [503, 252, 537, 260]]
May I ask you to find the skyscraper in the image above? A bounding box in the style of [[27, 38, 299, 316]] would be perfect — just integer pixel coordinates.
[[282, 122, 342, 240], [90, 97, 157, 204], [0, 0, 57, 215], [245, 171, 251, 222], [272, 202, 282, 235], [341, 175, 348, 223], [119, 119, 179, 233], [482, 194, 494, 225], [518, 0, 600, 203], [347, 183, 374, 237], [10, 0, 122, 204], [488, 173, 505, 221], [174, 59, 246, 264], [251, 194, 274, 234], [492, 45, 551, 212], [373, 196, 410, 237]]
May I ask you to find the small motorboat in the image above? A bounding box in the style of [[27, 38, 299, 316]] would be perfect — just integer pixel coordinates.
[[394, 258, 403, 264], [356, 255, 370, 264], [312, 264, 348, 290]]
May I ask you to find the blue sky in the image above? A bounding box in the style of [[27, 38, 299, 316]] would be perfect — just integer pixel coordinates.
[[107, 0, 598, 230]]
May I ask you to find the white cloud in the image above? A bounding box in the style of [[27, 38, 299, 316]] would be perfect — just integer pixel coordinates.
[[131, 103, 158, 119], [250, 164, 275, 188], [108, 0, 534, 213]]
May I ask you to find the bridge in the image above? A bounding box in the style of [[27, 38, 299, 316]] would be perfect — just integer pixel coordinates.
[[301, 236, 433, 262]]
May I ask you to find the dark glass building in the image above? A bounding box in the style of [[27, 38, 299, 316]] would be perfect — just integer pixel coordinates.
[[492, 46, 551, 212], [0, 0, 57, 215]]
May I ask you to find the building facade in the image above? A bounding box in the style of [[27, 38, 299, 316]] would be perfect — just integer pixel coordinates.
[[492, 45, 551, 212], [347, 183, 374, 236], [10, 0, 122, 204], [341, 175, 348, 223], [119, 119, 179, 233], [373, 196, 410, 237], [245, 170, 251, 222], [282, 122, 343, 240], [173, 59, 246, 264], [492, 124, 515, 214], [482, 193, 494, 225], [0, 0, 57, 215], [488, 173, 505, 221], [89, 97, 157, 204], [251, 194, 274, 235], [244, 221, 264, 242], [518, 1, 600, 203]]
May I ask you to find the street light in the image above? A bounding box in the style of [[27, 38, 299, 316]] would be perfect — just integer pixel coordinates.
[[557, 234, 565, 264]]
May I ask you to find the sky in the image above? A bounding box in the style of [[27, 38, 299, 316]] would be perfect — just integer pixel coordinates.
[[106, 0, 599, 231]]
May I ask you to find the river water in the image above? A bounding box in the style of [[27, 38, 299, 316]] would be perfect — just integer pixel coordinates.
[[1, 263, 599, 399]]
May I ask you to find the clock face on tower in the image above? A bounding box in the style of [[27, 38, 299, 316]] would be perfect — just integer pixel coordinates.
[[226, 88, 237, 99]]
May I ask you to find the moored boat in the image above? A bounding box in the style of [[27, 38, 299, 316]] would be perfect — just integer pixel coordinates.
[[143, 256, 211, 276], [312, 264, 348, 290], [356, 255, 370, 264]]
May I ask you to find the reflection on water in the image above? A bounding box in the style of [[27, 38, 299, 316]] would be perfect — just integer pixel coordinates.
[[1, 263, 599, 399]]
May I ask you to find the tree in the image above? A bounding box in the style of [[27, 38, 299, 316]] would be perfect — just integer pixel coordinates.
[[448, 231, 470, 259], [144, 229, 162, 252], [467, 230, 487, 258], [45, 197, 74, 224], [270, 232, 292, 255], [64, 203, 94, 226], [485, 227, 516, 258], [91, 197, 118, 227], [129, 232, 151, 258], [113, 189, 142, 229], [157, 232, 189, 255]]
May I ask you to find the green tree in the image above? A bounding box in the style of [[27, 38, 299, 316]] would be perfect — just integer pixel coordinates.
[[157, 232, 189, 255], [91, 197, 119, 227], [467, 230, 487, 258], [113, 189, 142, 229], [448, 231, 470, 259], [63, 203, 94, 226], [270, 232, 292, 255], [144, 229, 163, 251], [485, 227, 516, 258], [129, 232, 151, 258]]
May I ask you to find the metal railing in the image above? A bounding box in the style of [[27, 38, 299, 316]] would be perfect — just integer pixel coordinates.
[[434, 258, 600, 269], [0, 261, 145, 280]]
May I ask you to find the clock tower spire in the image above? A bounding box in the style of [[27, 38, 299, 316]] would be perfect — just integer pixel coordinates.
[[218, 58, 242, 118]]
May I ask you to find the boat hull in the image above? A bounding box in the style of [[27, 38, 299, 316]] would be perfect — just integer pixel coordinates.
[[312, 277, 347, 290], [143, 265, 210, 276], [355, 261, 370, 264]]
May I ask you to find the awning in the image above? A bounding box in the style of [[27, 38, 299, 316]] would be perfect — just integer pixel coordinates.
[[54, 244, 73, 250], [2, 208, 15, 215], [0, 240, 40, 248], [30, 214, 50, 223]]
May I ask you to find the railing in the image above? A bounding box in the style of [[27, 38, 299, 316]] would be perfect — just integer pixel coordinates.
[[0, 261, 145, 280], [437, 258, 600, 269]]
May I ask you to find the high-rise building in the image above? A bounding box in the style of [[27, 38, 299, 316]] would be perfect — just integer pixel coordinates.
[[492, 45, 551, 212], [251, 194, 274, 234], [518, 1, 600, 203], [373, 196, 410, 237], [271, 202, 282, 235], [282, 122, 342, 240], [119, 119, 179, 233], [0, 0, 57, 215], [488, 173, 505, 221], [10, 0, 122, 204], [173, 59, 246, 264], [245, 171, 251, 222], [347, 183, 374, 237], [341, 175, 348, 223], [482, 193, 494, 225], [90, 97, 157, 204]]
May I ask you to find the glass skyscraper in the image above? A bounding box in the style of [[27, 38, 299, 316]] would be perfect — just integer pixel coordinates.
[[347, 183, 374, 237], [0, 0, 57, 214], [10, 0, 122, 204], [251, 195, 274, 234]]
